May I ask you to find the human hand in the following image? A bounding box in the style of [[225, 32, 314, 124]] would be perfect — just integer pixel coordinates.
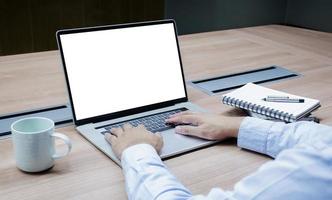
[[166, 112, 244, 140], [104, 123, 163, 159]]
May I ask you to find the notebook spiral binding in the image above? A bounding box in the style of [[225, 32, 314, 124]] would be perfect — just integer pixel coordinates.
[[222, 96, 295, 122]]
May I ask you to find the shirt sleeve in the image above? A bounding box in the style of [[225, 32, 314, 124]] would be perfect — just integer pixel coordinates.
[[237, 117, 332, 158], [231, 117, 332, 199], [121, 143, 192, 200]]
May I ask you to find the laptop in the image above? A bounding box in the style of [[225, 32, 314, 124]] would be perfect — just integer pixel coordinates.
[[56, 20, 216, 166]]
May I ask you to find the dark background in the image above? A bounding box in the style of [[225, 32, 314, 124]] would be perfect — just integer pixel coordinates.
[[1, 0, 331, 56]]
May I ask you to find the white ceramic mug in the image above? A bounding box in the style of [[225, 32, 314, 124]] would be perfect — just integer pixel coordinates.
[[11, 117, 72, 172]]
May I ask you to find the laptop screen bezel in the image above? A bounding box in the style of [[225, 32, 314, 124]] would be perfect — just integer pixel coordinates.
[[56, 20, 188, 126]]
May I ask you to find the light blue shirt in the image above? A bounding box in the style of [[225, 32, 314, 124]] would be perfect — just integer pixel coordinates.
[[121, 117, 332, 200]]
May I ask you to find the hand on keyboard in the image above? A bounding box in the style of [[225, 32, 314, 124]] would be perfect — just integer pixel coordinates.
[[166, 111, 244, 140], [104, 123, 163, 158]]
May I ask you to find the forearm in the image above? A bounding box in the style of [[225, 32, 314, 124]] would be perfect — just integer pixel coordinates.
[[237, 117, 332, 158], [121, 144, 192, 200]]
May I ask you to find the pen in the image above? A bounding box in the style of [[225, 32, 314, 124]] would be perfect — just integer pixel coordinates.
[[298, 116, 320, 123], [266, 95, 289, 99], [263, 97, 305, 103]]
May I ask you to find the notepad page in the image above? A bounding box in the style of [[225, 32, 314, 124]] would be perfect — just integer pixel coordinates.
[[223, 83, 320, 118]]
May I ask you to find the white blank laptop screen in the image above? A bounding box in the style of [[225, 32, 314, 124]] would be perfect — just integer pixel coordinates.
[[60, 23, 186, 121]]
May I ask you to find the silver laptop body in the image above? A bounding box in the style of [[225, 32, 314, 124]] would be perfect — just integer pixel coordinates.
[[56, 20, 216, 166]]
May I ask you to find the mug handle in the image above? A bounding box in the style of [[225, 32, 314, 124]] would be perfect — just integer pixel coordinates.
[[51, 132, 72, 159]]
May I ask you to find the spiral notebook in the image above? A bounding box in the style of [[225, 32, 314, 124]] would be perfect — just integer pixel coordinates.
[[222, 83, 320, 122]]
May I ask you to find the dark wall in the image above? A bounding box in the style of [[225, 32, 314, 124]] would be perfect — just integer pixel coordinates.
[[285, 0, 332, 32], [1, 0, 331, 56], [0, 0, 163, 56], [166, 0, 287, 35], [166, 0, 332, 35]]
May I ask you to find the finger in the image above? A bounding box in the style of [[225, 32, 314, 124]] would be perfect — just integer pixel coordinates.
[[123, 123, 133, 130], [175, 125, 202, 137], [166, 114, 201, 126], [105, 132, 117, 144], [137, 124, 146, 129], [168, 111, 196, 118], [110, 127, 123, 137]]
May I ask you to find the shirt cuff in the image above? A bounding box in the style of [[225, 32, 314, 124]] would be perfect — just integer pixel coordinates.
[[237, 117, 275, 155], [121, 143, 162, 171]]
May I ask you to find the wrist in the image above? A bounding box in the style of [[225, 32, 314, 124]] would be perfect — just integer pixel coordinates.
[[118, 142, 152, 159], [228, 117, 245, 138], [121, 143, 158, 163]]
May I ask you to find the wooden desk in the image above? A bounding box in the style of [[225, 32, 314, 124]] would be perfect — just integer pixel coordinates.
[[1, 25, 332, 200]]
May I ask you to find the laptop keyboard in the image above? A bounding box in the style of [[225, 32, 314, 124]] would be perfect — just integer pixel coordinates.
[[99, 107, 188, 134]]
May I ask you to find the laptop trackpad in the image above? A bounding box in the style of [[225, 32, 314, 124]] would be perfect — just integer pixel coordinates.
[[160, 129, 211, 157]]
